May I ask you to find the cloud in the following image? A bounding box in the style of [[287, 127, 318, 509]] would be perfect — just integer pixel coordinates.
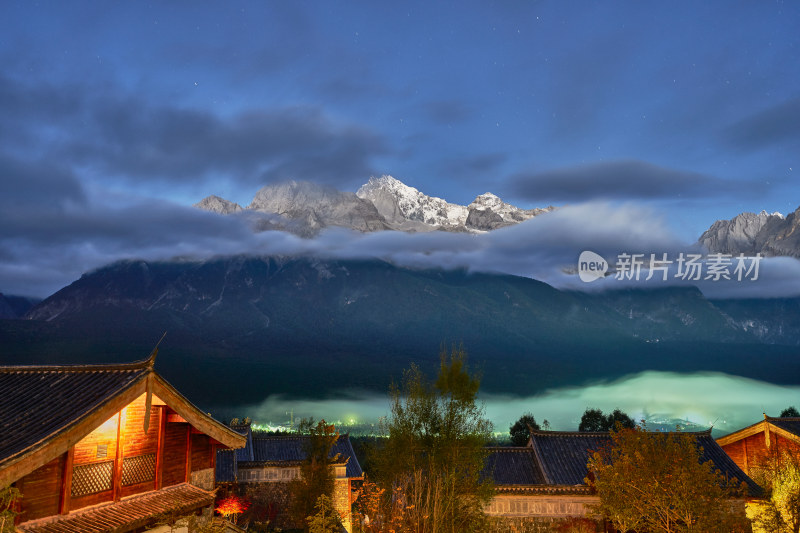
[[74, 105, 388, 189], [5, 186, 800, 301], [213, 371, 800, 437], [0, 154, 86, 212], [552, 253, 800, 300], [0, 74, 388, 192], [0, 199, 677, 297], [724, 97, 800, 150], [508, 160, 751, 203]]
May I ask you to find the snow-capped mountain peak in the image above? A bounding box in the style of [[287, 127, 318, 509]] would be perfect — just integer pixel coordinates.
[[196, 175, 557, 236], [357, 175, 468, 227]]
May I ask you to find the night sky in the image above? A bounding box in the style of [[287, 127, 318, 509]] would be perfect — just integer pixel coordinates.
[[2, 1, 800, 297]]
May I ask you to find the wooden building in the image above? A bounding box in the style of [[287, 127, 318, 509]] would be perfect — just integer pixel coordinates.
[[717, 415, 800, 479], [216, 426, 363, 532], [483, 429, 759, 529], [0, 354, 246, 532]]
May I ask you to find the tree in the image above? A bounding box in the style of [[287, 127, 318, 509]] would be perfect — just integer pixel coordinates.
[[215, 494, 250, 527], [746, 451, 800, 533], [578, 408, 606, 432], [375, 346, 494, 533], [781, 406, 800, 417], [0, 485, 20, 533], [509, 413, 540, 446], [306, 494, 342, 533], [578, 407, 634, 432], [351, 475, 385, 533], [288, 419, 340, 532], [587, 425, 749, 532]]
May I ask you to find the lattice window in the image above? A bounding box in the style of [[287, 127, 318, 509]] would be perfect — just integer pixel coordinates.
[[121, 453, 156, 486], [71, 461, 113, 497]]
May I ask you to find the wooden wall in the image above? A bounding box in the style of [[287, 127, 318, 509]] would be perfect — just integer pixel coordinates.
[[162, 420, 189, 487], [15, 456, 63, 522], [73, 414, 118, 465], [191, 434, 212, 472], [122, 399, 160, 457], [721, 429, 800, 478]]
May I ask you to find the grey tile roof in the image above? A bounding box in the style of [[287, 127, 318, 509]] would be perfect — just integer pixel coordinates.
[[215, 449, 237, 483], [0, 360, 150, 467], [217, 427, 364, 481], [769, 417, 800, 437], [528, 430, 760, 496], [530, 431, 611, 486], [482, 447, 545, 485]]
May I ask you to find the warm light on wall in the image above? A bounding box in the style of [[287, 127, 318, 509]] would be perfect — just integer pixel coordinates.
[[92, 412, 121, 440]]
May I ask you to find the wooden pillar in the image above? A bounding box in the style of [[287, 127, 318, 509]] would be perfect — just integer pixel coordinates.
[[113, 409, 126, 502], [14, 479, 23, 526], [59, 447, 74, 515], [743, 439, 749, 475], [185, 424, 192, 483], [155, 406, 166, 490]]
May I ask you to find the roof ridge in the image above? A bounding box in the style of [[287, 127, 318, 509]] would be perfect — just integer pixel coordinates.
[[0, 355, 155, 373], [530, 429, 713, 437], [530, 430, 611, 437]]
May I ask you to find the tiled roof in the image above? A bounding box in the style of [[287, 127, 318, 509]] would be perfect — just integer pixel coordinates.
[[530, 431, 611, 486], [694, 433, 761, 495], [0, 359, 150, 468], [216, 449, 237, 483], [16, 483, 214, 533], [482, 447, 545, 486], [217, 428, 364, 481], [529, 430, 760, 496], [768, 417, 800, 438]]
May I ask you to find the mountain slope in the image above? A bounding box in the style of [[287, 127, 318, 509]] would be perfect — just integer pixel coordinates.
[[248, 181, 391, 233], [193, 195, 243, 214], [0, 293, 40, 318], [5, 257, 800, 409], [698, 207, 800, 257]]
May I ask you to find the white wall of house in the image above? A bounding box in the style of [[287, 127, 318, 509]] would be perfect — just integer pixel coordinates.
[[485, 494, 599, 518]]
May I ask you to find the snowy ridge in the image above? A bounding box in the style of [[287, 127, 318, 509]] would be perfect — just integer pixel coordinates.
[[467, 192, 555, 224], [196, 175, 556, 235], [698, 207, 800, 258], [357, 175, 469, 227]]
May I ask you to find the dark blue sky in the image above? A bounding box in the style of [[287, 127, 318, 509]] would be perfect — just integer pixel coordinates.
[[2, 1, 800, 296]]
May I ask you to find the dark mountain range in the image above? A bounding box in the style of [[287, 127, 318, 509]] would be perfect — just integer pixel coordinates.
[[0, 293, 40, 319], [2, 257, 798, 411]]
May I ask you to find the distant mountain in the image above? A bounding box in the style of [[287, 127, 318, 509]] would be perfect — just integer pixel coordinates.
[[194, 176, 554, 235], [0, 293, 40, 319], [699, 207, 800, 257], [356, 175, 469, 229], [465, 192, 553, 230], [248, 180, 391, 234], [4, 256, 799, 409], [193, 195, 243, 215]]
